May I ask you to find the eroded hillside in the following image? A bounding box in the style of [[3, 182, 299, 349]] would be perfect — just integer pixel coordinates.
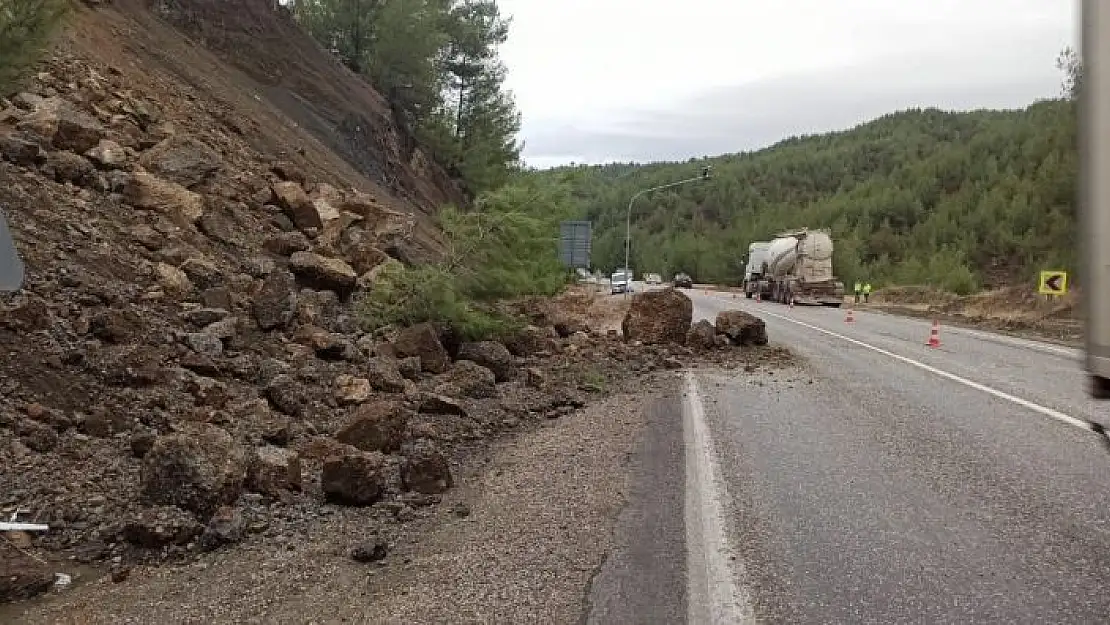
[[0, 0, 474, 601]]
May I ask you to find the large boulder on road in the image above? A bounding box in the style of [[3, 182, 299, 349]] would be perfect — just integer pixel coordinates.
[[621, 287, 692, 344], [715, 310, 768, 346]]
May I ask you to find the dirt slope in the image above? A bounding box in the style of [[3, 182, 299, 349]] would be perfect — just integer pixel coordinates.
[[0, 0, 475, 605], [66, 0, 464, 256], [866, 285, 1083, 345]]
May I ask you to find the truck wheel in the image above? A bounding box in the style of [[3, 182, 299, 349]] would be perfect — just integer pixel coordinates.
[[745, 292, 753, 299], [1093, 375, 1110, 400]]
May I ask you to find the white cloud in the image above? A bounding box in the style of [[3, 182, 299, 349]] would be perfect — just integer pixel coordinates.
[[496, 0, 1078, 166]]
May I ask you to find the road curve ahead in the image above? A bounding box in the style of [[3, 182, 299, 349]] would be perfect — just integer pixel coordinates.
[[588, 286, 1110, 624]]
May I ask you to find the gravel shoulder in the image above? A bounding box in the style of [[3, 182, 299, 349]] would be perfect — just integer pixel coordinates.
[[359, 374, 676, 624], [7, 375, 674, 625]]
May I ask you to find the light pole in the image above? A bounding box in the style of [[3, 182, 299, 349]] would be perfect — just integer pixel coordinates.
[[623, 166, 712, 297]]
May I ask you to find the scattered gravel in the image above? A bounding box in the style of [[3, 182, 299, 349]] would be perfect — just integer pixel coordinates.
[[6, 378, 675, 624]]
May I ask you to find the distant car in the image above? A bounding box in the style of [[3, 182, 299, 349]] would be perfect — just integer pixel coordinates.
[[611, 270, 632, 294], [645, 273, 662, 285], [673, 273, 693, 288]]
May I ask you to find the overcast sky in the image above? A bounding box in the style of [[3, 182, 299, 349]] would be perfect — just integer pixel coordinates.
[[496, 0, 1077, 169]]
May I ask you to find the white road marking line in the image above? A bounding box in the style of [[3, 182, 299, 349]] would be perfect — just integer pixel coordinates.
[[931, 324, 1081, 360], [724, 302, 1097, 434], [711, 293, 1081, 359], [797, 301, 1083, 360], [683, 372, 755, 625]]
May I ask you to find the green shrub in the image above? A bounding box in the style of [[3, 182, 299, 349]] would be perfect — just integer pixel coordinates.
[[359, 177, 578, 341], [0, 0, 70, 96], [357, 263, 521, 341]]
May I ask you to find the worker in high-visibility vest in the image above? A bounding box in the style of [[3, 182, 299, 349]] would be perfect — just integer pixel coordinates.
[[863, 283, 872, 303], [853, 281, 862, 304]]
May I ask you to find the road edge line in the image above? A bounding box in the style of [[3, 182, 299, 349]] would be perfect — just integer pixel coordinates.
[[683, 371, 755, 625]]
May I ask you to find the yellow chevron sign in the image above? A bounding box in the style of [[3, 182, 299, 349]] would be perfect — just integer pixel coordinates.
[[1038, 270, 1068, 295]]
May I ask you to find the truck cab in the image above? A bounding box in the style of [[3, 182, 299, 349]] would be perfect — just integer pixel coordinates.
[[743, 242, 770, 298]]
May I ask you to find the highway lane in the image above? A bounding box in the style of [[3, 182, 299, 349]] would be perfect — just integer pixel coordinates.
[[696, 291, 1099, 426], [588, 286, 1110, 623]]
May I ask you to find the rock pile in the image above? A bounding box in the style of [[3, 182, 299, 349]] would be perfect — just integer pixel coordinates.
[[0, 41, 782, 606], [0, 53, 596, 601], [619, 287, 769, 349]]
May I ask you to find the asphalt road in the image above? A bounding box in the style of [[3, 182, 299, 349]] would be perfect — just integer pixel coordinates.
[[587, 285, 1110, 624]]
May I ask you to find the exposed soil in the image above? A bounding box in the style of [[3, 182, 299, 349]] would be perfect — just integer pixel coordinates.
[[864, 285, 1083, 346]]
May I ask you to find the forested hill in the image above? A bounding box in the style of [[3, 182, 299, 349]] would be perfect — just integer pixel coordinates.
[[535, 98, 1077, 294]]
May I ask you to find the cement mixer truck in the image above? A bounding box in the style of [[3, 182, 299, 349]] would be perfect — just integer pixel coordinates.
[[750, 228, 845, 306]]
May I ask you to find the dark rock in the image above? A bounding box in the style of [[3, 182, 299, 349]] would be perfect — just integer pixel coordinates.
[[288, 251, 357, 293], [246, 445, 302, 497], [350, 540, 388, 563], [265, 374, 306, 417], [366, 357, 406, 393], [182, 307, 230, 327], [456, 341, 514, 382], [393, 323, 449, 374], [334, 400, 409, 454], [201, 286, 233, 311], [43, 150, 95, 185], [130, 430, 157, 458], [417, 392, 466, 416], [397, 356, 421, 380], [440, 360, 497, 399], [197, 506, 244, 552], [320, 450, 388, 506], [714, 310, 768, 346], [686, 319, 717, 350], [138, 135, 221, 189], [139, 424, 247, 517], [400, 440, 453, 494], [262, 231, 311, 257], [253, 269, 298, 330], [0, 550, 53, 603], [121, 505, 203, 548]]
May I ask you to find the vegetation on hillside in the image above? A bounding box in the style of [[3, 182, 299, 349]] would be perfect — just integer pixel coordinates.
[[0, 0, 70, 95], [289, 0, 521, 196], [531, 52, 1082, 295], [359, 175, 578, 338], [290, 1, 585, 339]]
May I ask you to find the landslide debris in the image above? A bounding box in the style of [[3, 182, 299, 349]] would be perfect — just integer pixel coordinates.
[[0, 0, 796, 608]]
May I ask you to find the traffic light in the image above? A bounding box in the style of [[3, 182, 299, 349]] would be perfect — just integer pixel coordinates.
[[701, 165, 712, 180]]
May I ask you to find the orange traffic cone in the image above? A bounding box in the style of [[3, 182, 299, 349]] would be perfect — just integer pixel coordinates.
[[926, 319, 941, 348], [845, 307, 854, 323], [755, 292, 761, 303]]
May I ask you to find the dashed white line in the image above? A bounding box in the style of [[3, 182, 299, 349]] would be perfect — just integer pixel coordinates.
[[726, 302, 1097, 434], [683, 372, 755, 625]]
